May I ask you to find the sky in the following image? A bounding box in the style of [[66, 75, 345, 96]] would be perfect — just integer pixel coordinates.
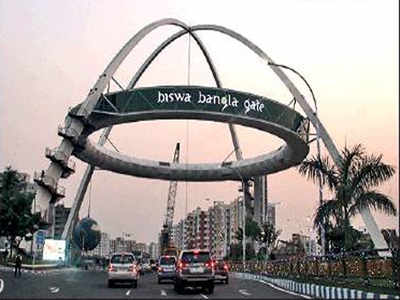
[[0, 0, 398, 243]]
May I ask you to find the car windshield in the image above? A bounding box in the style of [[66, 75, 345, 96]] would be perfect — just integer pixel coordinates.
[[181, 252, 209, 263], [160, 257, 176, 265], [111, 255, 134, 264]]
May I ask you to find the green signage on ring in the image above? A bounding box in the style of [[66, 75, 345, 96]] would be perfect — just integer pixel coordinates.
[[92, 86, 306, 134]]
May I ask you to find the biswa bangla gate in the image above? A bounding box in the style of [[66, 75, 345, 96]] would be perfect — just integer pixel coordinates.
[[32, 18, 389, 254]]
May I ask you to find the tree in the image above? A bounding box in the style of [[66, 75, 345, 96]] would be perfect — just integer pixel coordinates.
[[0, 166, 42, 257], [234, 217, 261, 242], [298, 144, 397, 251], [258, 222, 281, 258]]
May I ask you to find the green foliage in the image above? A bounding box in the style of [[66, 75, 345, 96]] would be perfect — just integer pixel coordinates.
[[298, 144, 396, 251], [258, 221, 281, 256], [234, 217, 262, 242], [0, 166, 42, 253]]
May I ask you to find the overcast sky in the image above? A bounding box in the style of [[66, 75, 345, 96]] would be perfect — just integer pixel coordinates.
[[0, 0, 398, 243]]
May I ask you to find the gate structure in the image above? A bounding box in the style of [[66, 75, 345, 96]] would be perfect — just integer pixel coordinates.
[[31, 18, 388, 253]]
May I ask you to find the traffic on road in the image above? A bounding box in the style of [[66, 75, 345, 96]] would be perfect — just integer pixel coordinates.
[[0, 264, 304, 299]]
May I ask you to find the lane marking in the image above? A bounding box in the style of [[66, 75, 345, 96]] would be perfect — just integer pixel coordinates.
[[49, 287, 60, 293], [257, 279, 312, 299], [239, 289, 251, 296], [160, 289, 167, 296], [0, 279, 4, 294], [126, 289, 131, 296], [200, 293, 208, 299]]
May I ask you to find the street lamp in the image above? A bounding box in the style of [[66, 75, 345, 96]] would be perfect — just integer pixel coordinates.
[[221, 163, 246, 269]]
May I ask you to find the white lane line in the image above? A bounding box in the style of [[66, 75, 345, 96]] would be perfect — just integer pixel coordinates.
[[200, 294, 208, 299], [239, 289, 251, 296], [257, 279, 312, 299], [0, 279, 4, 294], [126, 289, 131, 296], [49, 287, 60, 293], [160, 289, 167, 296]]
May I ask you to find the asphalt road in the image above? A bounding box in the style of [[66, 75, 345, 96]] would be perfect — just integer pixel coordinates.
[[0, 267, 304, 299]]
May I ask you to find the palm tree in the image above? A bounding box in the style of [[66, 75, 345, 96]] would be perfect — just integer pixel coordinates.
[[298, 144, 396, 251]]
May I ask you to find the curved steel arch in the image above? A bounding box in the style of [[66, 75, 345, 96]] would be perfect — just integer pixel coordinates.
[[50, 19, 386, 252]]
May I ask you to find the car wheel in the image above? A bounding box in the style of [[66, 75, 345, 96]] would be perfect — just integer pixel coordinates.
[[132, 280, 137, 288], [107, 280, 113, 288], [207, 282, 214, 294], [174, 281, 183, 293]]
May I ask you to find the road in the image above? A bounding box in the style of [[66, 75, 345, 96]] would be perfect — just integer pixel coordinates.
[[0, 268, 303, 299]]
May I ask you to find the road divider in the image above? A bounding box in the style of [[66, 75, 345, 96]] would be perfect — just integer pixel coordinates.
[[233, 272, 400, 299]]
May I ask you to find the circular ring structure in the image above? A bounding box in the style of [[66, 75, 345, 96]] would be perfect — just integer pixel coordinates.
[[72, 85, 310, 181]]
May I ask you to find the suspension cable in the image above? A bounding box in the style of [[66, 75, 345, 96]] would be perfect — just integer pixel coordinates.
[[185, 31, 191, 216]]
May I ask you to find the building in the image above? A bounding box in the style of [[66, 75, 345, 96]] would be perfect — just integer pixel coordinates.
[[87, 232, 110, 257], [110, 237, 136, 253], [208, 201, 228, 258], [54, 204, 71, 239], [172, 220, 184, 251], [134, 242, 148, 253], [148, 242, 159, 259]]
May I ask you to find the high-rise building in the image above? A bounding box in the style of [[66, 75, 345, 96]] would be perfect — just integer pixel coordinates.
[[172, 220, 184, 251], [148, 242, 159, 259], [208, 201, 228, 258], [54, 204, 71, 239]]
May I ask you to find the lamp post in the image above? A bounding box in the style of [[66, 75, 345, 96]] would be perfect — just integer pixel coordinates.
[[221, 163, 246, 270]]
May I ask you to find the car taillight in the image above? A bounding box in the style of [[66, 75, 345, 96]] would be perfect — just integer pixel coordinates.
[[158, 267, 163, 272], [128, 265, 136, 272], [177, 261, 187, 270], [224, 264, 229, 270], [108, 264, 116, 272], [205, 260, 214, 270]]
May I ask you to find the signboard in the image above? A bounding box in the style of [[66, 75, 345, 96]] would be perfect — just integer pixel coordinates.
[[35, 230, 46, 245], [43, 239, 66, 261], [88, 86, 305, 134]]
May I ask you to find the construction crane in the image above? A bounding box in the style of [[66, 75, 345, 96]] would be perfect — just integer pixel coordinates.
[[160, 143, 180, 256]]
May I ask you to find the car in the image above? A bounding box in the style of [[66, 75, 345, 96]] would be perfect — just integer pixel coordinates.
[[157, 255, 176, 283], [107, 252, 139, 288], [174, 249, 214, 294], [150, 259, 158, 271], [214, 260, 229, 284]]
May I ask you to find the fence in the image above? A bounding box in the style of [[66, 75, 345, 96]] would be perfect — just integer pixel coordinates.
[[229, 248, 400, 290]]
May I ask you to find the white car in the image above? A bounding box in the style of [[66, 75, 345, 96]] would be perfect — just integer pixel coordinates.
[[107, 252, 139, 288]]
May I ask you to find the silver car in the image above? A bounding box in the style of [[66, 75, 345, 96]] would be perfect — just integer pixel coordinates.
[[157, 255, 176, 283], [174, 249, 215, 294], [107, 252, 139, 288]]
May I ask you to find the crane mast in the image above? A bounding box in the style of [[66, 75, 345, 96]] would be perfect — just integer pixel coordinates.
[[160, 143, 180, 256]]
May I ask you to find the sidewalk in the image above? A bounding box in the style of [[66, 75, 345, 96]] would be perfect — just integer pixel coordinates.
[[1, 263, 75, 274]]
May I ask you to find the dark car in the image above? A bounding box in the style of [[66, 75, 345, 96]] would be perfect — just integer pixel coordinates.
[[157, 255, 176, 283], [214, 260, 229, 284], [174, 249, 214, 294]]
